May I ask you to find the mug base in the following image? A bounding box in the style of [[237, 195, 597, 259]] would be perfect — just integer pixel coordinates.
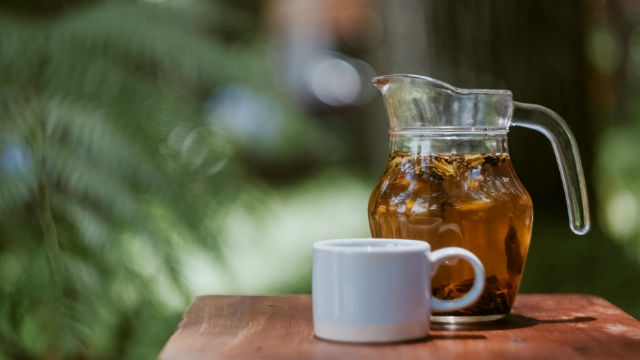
[[314, 321, 428, 343], [430, 314, 506, 324]]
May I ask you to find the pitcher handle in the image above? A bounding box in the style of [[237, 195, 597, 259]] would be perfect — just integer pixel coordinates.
[[512, 102, 590, 235]]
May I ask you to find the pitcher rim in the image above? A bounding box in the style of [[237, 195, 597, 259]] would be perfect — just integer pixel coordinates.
[[390, 128, 510, 135], [372, 74, 512, 96]]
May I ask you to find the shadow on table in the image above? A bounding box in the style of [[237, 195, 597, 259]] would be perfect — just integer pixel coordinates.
[[315, 333, 488, 346], [430, 314, 596, 332], [428, 334, 487, 340], [315, 315, 599, 346]]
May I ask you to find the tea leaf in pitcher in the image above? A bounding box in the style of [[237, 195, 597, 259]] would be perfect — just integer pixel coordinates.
[[431, 275, 513, 315], [432, 156, 456, 176], [464, 154, 485, 168], [424, 166, 445, 182], [483, 155, 501, 167], [388, 156, 403, 169], [440, 199, 453, 220], [505, 219, 524, 275]]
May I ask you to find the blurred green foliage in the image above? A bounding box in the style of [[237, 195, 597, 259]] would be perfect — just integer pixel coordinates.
[[589, 17, 640, 280], [0, 1, 334, 358], [597, 122, 640, 258]]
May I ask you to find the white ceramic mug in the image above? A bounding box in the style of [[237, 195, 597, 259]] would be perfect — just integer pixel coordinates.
[[312, 238, 485, 343]]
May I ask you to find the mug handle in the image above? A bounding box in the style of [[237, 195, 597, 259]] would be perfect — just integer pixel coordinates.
[[427, 247, 485, 312]]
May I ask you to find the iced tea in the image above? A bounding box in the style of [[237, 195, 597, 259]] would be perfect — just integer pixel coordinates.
[[368, 152, 533, 318]]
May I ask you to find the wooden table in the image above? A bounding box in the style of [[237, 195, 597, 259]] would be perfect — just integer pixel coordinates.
[[159, 294, 640, 359]]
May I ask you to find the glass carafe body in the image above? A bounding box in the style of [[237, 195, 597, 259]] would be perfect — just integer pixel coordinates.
[[369, 132, 533, 321]]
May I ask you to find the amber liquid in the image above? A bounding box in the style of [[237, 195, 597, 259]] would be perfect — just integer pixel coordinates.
[[369, 152, 533, 316]]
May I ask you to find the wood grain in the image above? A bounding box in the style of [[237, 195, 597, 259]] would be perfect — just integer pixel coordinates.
[[159, 294, 640, 359]]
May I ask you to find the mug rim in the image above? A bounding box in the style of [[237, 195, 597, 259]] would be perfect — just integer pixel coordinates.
[[313, 238, 429, 253]]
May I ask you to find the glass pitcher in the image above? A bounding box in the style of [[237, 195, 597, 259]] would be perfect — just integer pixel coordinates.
[[368, 74, 590, 323]]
